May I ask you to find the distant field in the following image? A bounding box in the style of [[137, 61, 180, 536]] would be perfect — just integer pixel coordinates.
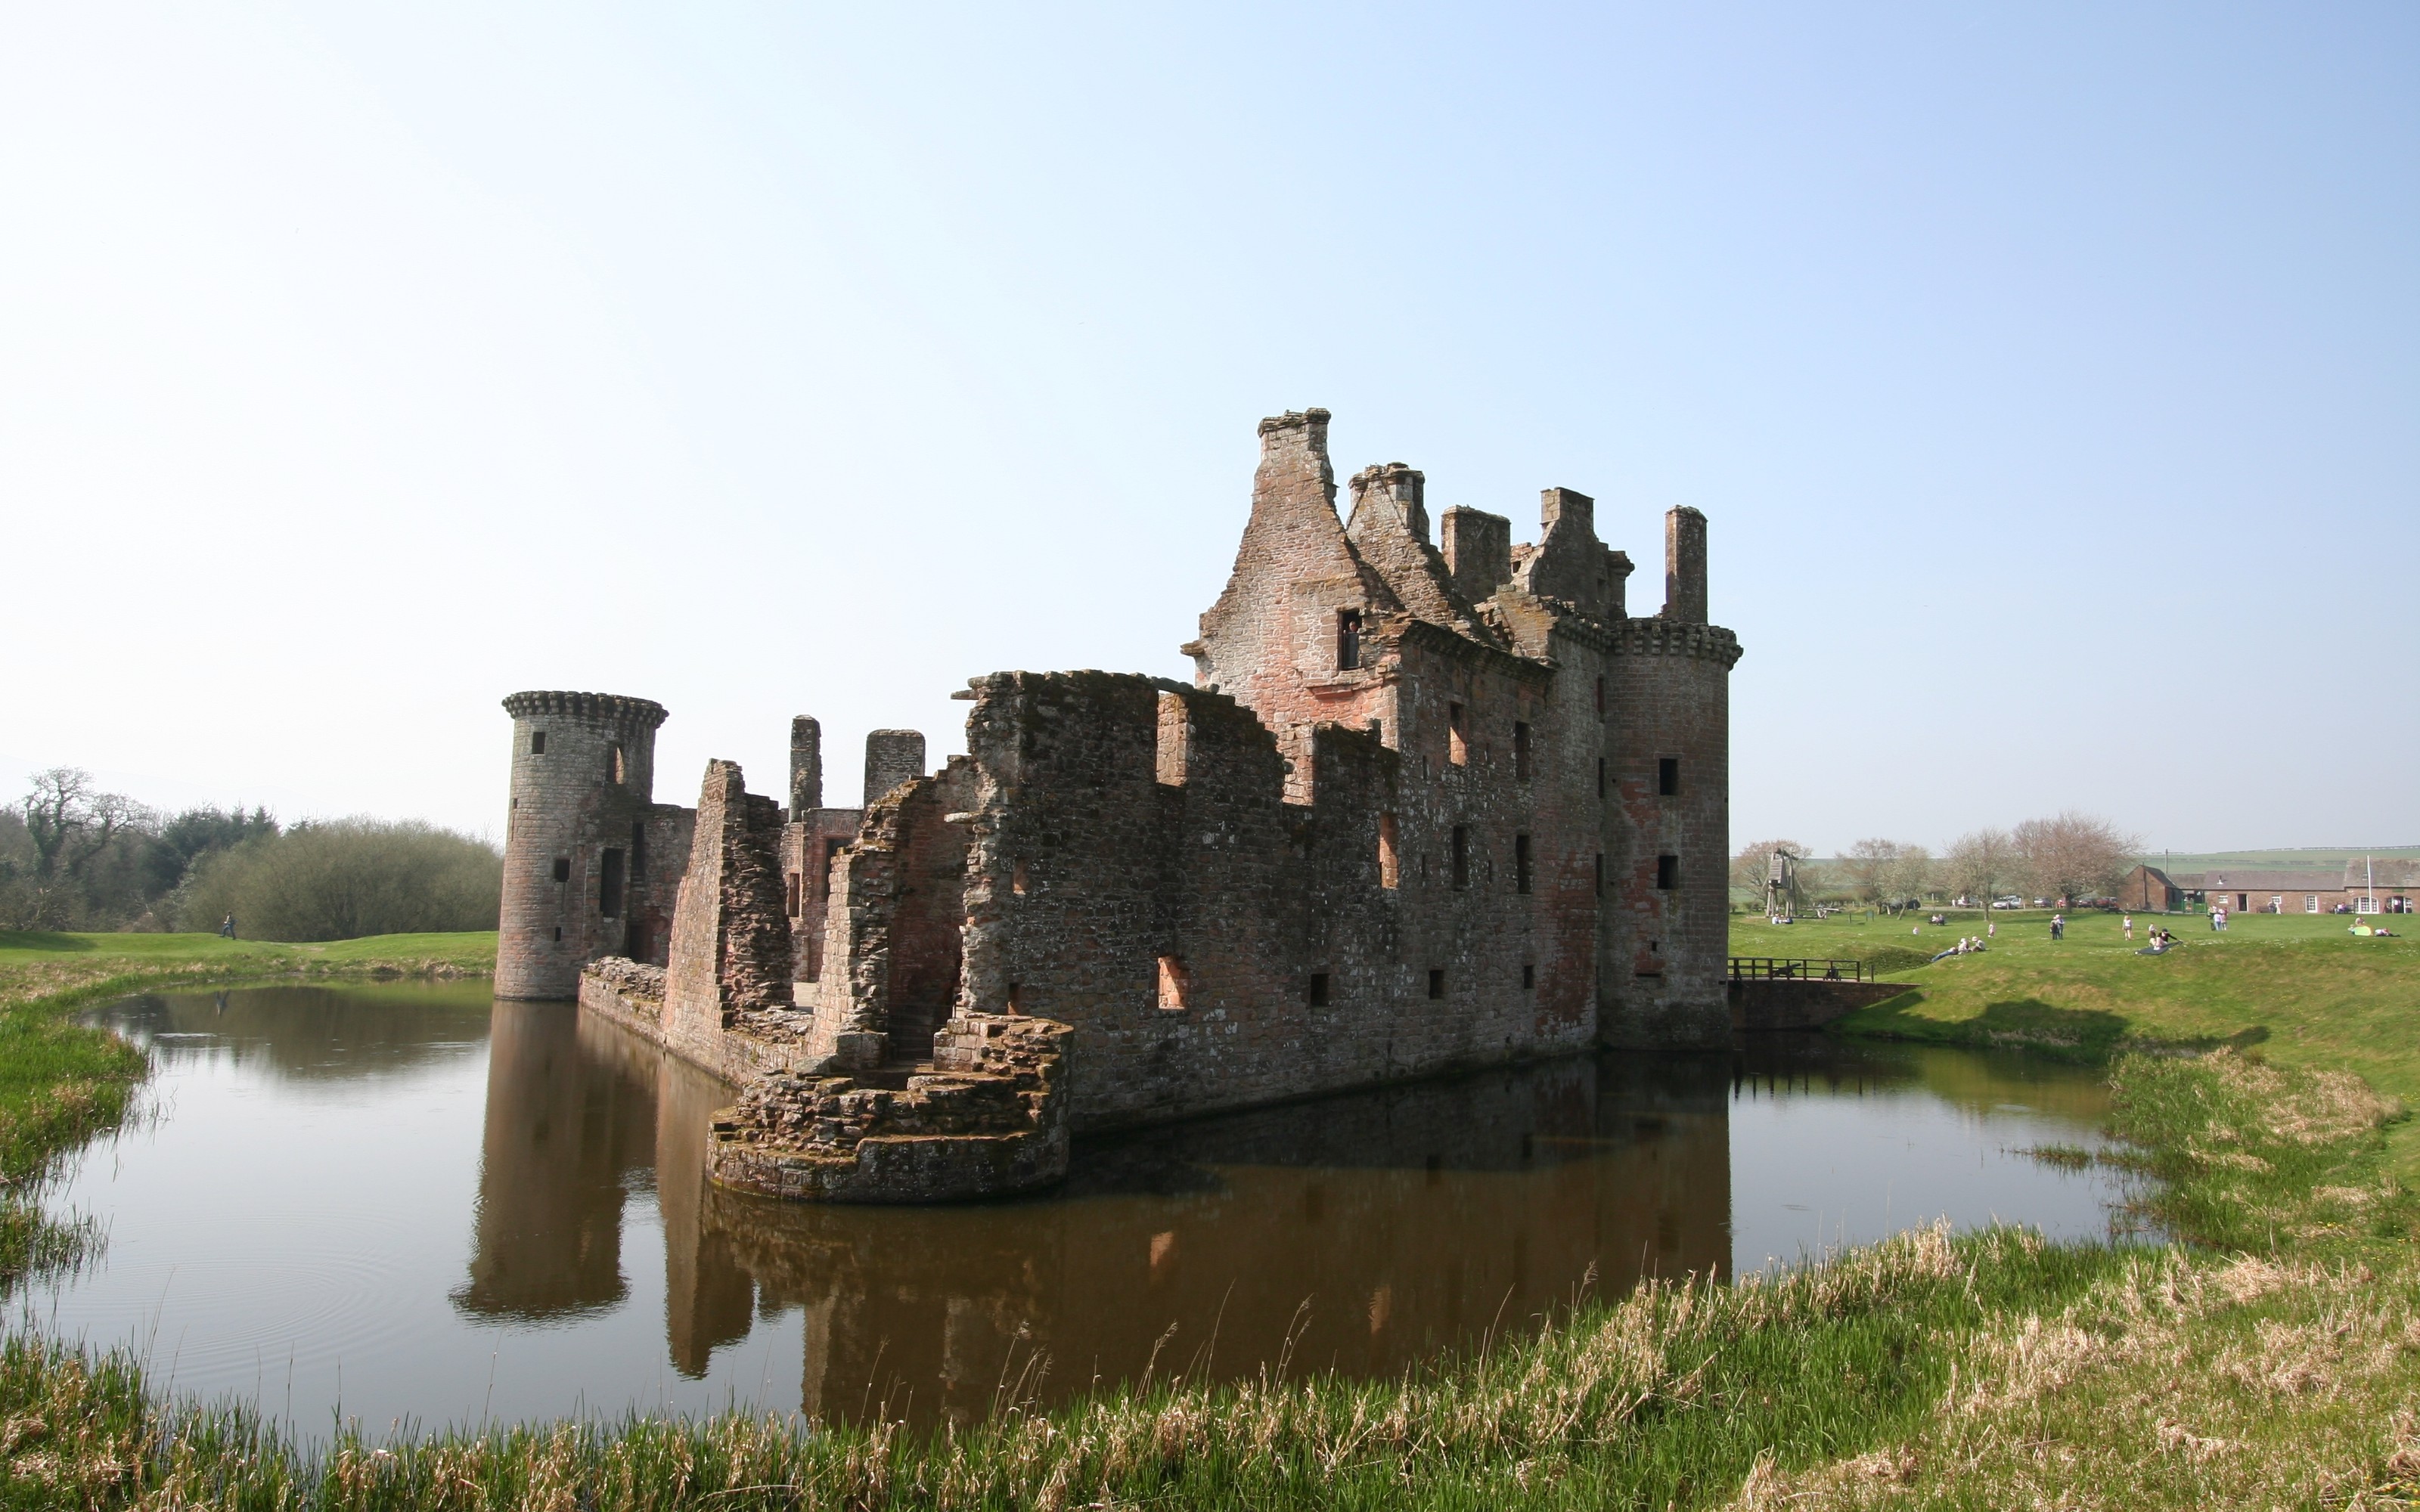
[[1732, 907, 2420, 1174]]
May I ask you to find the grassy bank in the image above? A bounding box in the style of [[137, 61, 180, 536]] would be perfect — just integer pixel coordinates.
[[1, 923, 2415, 1504], [1733, 909, 2420, 1176]]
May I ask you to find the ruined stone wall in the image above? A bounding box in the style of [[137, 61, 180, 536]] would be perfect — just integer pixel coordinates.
[[957, 668, 1594, 1130], [780, 808, 861, 984], [662, 761, 790, 1064]]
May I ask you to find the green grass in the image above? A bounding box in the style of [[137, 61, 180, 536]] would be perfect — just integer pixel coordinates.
[[1733, 907, 2420, 1176]]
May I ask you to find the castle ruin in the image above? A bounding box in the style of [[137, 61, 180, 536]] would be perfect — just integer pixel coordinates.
[[497, 408, 1742, 1201]]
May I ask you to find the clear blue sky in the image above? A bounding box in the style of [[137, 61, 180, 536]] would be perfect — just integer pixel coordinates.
[[3, 3, 2412, 855]]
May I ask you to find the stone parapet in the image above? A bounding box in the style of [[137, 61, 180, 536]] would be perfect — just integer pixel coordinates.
[[707, 1014, 1072, 1203]]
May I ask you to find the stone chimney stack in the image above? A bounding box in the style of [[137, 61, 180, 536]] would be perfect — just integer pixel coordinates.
[[863, 730, 926, 805], [1440, 508, 1512, 603], [1347, 463, 1429, 542], [1663, 506, 1708, 623], [1540, 487, 1595, 539], [1254, 408, 1336, 515], [789, 716, 822, 817]]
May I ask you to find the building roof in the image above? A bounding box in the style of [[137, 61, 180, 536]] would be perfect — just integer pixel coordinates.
[[2202, 869, 2351, 892]]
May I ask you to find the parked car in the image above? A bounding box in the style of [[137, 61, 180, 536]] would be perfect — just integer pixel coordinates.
[[1990, 897, 2025, 909]]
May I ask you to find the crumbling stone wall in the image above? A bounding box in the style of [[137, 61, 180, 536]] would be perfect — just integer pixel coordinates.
[[708, 1014, 1071, 1203], [664, 760, 793, 1064]]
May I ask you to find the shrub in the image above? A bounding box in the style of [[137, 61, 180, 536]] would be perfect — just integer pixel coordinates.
[[178, 819, 500, 941]]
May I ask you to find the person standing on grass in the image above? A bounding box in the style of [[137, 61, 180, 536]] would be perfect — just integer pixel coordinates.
[[219, 913, 236, 940], [2124, 914, 2133, 941], [2051, 912, 2065, 940], [1987, 918, 1996, 940]]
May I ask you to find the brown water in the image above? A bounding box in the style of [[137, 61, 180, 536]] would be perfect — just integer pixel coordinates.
[[29, 984, 2138, 1434]]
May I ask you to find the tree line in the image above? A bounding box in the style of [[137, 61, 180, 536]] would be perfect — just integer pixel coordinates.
[[1732, 812, 2139, 915], [0, 768, 501, 940]]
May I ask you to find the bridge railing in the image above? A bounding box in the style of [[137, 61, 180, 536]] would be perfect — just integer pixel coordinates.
[[1727, 957, 1868, 983]]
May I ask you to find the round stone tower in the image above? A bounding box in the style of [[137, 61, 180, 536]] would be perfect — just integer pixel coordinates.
[[498, 690, 670, 999]]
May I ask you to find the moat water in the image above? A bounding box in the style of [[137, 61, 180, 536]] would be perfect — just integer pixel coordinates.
[[26, 983, 2144, 1433]]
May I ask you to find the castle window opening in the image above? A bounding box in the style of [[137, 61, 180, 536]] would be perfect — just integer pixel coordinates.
[[1013, 859, 1031, 896], [1596, 758, 1606, 798], [551, 857, 571, 883], [553, 926, 561, 942], [1658, 757, 1679, 796], [1513, 721, 1531, 782], [1308, 971, 1331, 1007], [786, 871, 802, 918], [1514, 833, 1532, 894], [1007, 982, 1022, 1014], [530, 730, 547, 755], [1336, 609, 1362, 671], [1156, 692, 1190, 785], [1595, 853, 1605, 894], [608, 743, 625, 785], [1156, 955, 1191, 1012], [1427, 968, 1446, 999], [1447, 703, 1468, 766], [599, 847, 625, 918], [1451, 826, 1470, 889], [625, 921, 647, 959], [1522, 964, 1535, 990], [1367, 718, 1383, 745], [1378, 813, 1400, 888], [1656, 854, 1678, 891]]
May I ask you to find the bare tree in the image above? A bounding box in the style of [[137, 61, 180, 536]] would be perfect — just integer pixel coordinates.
[[2012, 811, 2139, 906], [5, 770, 148, 928], [1946, 826, 2017, 906], [1885, 844, 1934, 909]]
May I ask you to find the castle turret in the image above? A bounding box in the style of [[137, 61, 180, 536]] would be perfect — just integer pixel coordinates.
[[863, 730, 926, 805], [498, 690, 671, 999]]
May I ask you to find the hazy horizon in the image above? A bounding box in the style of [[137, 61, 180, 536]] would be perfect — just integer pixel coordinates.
[[5, 5, 2413, 857]]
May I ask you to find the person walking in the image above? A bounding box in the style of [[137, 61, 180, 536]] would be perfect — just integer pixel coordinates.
[[219, 913, 237, 940], [2124, 914, 2133, 941], [1987, 918, 1996, 940], [2050, 912, 2065, 941]]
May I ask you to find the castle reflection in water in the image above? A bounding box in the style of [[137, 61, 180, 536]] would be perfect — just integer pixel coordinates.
[[456, 1002, 1733, 1425]]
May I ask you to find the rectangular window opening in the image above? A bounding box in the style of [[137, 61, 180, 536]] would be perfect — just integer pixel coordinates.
[[531, 730, 548, 755], [1447, 703, 1468, 767], [1427, 968, 1445, 999], [1657, 757, 1679, 796], [1157, 955, 1190, 1012], [608, 743, 625, 785], [1596, 758, 1606, 798], [1595, 852, 1605, 895], [1513, 721, 1531, 782], [1336, 609, 1362, 671], [1514, 833, 1532, 894], [551, 857, 571, 884], [1378, 813, 1400, 889], [1007, 982, 1022, 1014], [600, 847, 625, 918], [1156, 692, 1190, 786], [1522, 963, 1535, 990], [1012, 859, 1030, 896], [786, 871, 802, 918], [1656, 854, 1678, 891], [1307, 971, 1330, 1008], [1451, 826, 1470, 890]]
